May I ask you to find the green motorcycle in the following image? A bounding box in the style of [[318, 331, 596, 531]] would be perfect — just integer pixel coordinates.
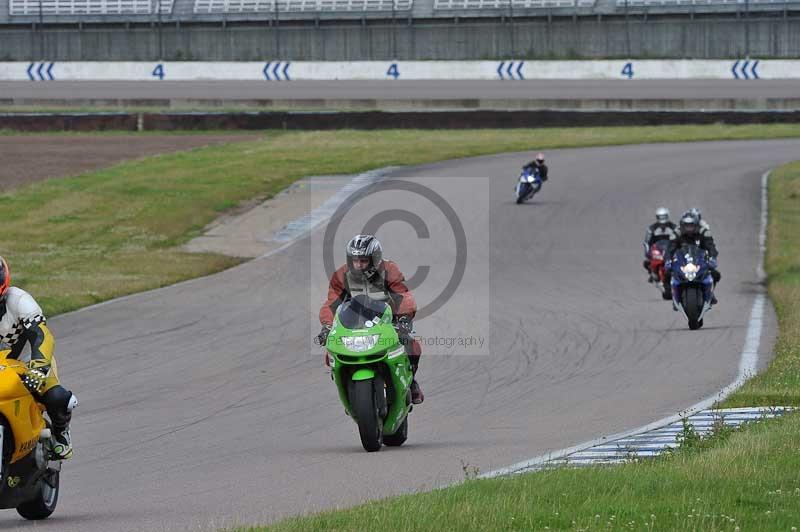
[[325, 294, 413, 452]]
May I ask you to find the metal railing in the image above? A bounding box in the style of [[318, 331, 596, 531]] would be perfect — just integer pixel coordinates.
[[434, 0, 596, 8], [193, 0, 411, 13], [10, 0, 173, 14]]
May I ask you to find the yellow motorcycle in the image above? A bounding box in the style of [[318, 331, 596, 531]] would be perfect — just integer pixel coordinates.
[[0, 350, 61, 520]]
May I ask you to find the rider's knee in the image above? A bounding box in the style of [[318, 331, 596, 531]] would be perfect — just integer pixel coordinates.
[[41, 386, 77, 418], [404, 338, 422, 359]]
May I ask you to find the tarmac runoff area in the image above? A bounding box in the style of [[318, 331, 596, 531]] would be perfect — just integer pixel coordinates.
[[3, 80, 800, 111]]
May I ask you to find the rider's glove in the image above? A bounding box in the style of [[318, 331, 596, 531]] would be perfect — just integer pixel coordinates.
[[396, 316, 413, 335], [315, 325, 331, 347], [21, 367, 48, 395], [708, 257, 718, 269]]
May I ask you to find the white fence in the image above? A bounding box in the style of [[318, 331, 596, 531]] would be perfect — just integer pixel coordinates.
[[194, 0, 411, 13], [616, 0, 795, 6], [9, 0, 174, 15], [434, 0, 596, 9]]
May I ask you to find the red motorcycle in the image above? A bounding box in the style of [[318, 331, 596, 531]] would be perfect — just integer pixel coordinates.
[[648, 241, 672, 300]]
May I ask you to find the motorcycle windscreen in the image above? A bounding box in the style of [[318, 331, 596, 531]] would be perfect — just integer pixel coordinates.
[[338, 295, 389, 329], [675, 244, 705, 265], [651, 239, 669, 256]]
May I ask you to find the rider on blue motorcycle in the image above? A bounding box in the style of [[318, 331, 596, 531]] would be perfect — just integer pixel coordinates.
[[686, 207, 713, 238], [667, 213, 720, 305], [522, 153, 548, 182]]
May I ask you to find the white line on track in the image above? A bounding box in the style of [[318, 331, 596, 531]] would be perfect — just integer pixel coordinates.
[[481, 169, 774, 478]]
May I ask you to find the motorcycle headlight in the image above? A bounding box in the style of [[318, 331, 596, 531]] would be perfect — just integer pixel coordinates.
[[341, 335, 380, 352], [681, 263, 699, 281]]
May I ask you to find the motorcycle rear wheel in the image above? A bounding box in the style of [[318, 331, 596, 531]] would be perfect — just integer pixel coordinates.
[[352, 379, 383, 452], [17, 469, 59, 520]]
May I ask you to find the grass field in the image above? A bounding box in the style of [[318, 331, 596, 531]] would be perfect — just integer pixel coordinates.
[[6, 124, 800, 316]]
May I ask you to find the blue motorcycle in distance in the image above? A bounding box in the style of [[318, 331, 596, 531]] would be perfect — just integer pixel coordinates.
[[669, 244, 715, 330], [515, 167, 543, 204]]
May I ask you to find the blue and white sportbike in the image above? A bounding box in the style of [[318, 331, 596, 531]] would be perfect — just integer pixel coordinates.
[[514, 167, 543, 204], [669, 244, 715, 330]]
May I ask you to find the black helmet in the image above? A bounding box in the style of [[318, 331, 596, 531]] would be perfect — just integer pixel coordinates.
[[346, 234, 383, 279], [687, 207, 702, 222], [680, 212, 700, 237]]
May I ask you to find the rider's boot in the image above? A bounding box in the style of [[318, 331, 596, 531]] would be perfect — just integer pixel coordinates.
[[42, 387, 77, 460], [410, 379, 425, 405], [410, 359, 424, 405]]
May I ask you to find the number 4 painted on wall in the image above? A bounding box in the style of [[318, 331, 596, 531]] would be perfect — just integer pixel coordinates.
[[152, 64, 165, 80], [621, 62, 634, 80], [386, 63, 400, 80]]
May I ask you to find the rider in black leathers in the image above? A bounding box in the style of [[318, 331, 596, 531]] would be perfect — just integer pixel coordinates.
[[667, 212, 720, 305]]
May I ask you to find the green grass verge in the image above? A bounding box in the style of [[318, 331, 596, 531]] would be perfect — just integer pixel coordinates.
[[6, 124, 800, 317], [5, 124, 800, 316], [721, 161, 800, 409], [240, 159, 800, 531]]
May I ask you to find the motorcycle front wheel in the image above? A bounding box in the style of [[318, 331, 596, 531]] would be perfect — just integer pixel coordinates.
[[682, 286, 704, 330], [351, 379, 383, 452], [515, 183, 529, 204]]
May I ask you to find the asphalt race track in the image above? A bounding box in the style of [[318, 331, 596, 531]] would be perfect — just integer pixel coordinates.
[[2, 80, 800, 101], [9, 139, 799, 530]]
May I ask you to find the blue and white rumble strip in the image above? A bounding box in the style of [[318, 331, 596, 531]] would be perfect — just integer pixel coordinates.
[[528, 407, 793, 471]]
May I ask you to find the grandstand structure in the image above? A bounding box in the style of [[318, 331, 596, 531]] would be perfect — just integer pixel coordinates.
[[3, 0, 799, 23], [0, 0, 798, 60], [8, 0, 173, 15]]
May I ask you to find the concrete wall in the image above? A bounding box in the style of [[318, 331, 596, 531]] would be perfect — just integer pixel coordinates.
[[2, 14, 800, 60], [2, 60, 796, 80]]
